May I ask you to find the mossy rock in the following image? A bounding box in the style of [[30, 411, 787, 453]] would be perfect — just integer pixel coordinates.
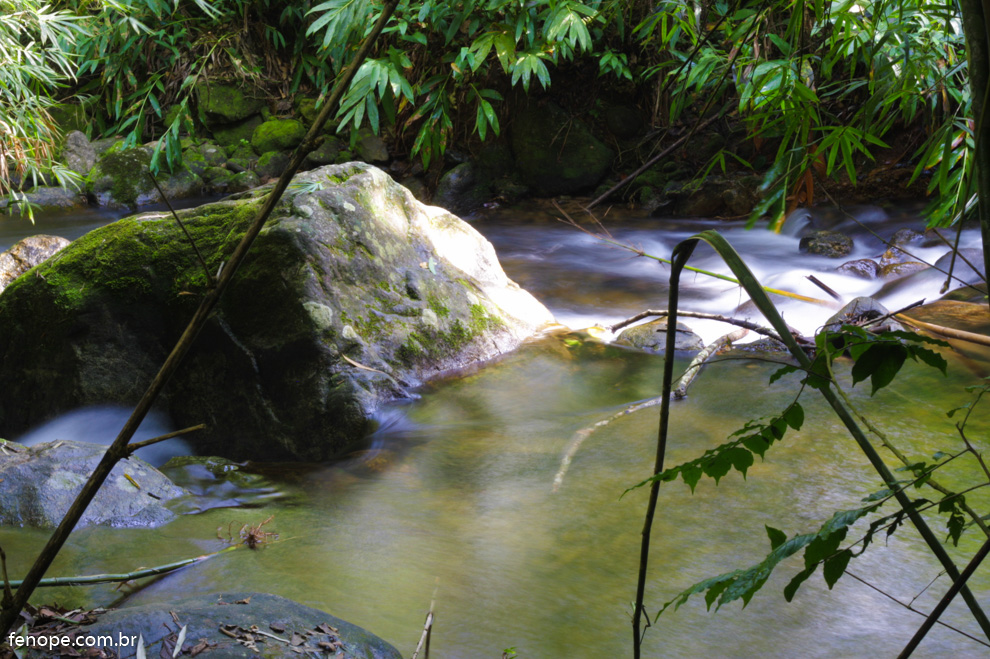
[[229, 170, 261, 192], [0, 163, 553, 461], [87, 147, 157, 207], [510, 101, 614, 195], [251, 119, 306, 154], [211, 115, 264, 149], [799, 230, 854, 258], [196, 82, 266, 126], [255, 150, 291, 180]]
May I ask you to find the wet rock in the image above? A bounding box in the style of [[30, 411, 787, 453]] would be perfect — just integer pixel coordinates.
[[934, 247, 985, 285], [20, 186, 88, 212], [434, 162, 480, 214], [799, 230, 853, 258], [0, 234, 71, 294], [251, 119, 306, 154], [62, 130, 97, 176], [64, 592, 401, 659], [304, 136, 344, 168], [0, 440, 184, 528], [823, 296, 904, 334], [615, 319, 704, 353], [510, 101, 614, 195], [901, 299, 990, 335], [879, 261, 928, 279], [0, 163, 554, 461], [837, 258, 879, 280], [228, 170, 261, 192]]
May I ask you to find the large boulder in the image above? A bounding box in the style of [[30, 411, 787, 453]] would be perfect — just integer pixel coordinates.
[[33, 592, 401, 658], [0, 163, 554, 461], [196, 82, 266, 126], [87, 146, 203, 208], [0, 234, 70, 294], [0, 439, 184, 528], [510, 101, 614, 195]]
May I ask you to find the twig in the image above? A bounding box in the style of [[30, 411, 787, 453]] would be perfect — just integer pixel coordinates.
[[898, 537, 990, 657], [608, 309, 807, 346], [125, 423, 207, 455], [0, 544, 11, 608], [673, 328, 749, 398], [0, 1, 400, 639], [805, 275, 842, 302], [147, 173, 214, 287]]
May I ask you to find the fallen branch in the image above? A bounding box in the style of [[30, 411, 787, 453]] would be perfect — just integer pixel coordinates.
[[5, 545, 242, 589], [553, 326, 748, 492], [125, 423, 207, 455], [608, 309, 808, 346], [895, 315, 990, 348], [411, 579, 438, 659], [673, 328, 749, 399]]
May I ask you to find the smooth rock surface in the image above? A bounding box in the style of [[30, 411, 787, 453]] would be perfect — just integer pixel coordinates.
[[0, 234, 70, 294]]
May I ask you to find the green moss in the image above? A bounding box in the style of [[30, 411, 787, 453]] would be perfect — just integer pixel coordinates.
[[93, 149, 153, 206], [470, 303, 502, 332], [251, 119, 306, 153], [427, 295, 450, 318]]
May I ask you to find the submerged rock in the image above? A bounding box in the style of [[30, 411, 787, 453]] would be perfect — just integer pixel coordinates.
[[56, 592, 401, 659], [0, 163, 554, 461], [0, 439, 184, 528], [0, 234, 70, 294], [614, 319, 704, 353]]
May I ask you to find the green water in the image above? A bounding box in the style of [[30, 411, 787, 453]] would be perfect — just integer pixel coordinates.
[[4, 336, 989, 658]]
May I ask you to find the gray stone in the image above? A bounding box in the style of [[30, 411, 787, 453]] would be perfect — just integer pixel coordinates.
[[0, 440, 184, 528], [615, 319, 704, 353], [823, 296, 904, 334], [0, 163, 554, 461], [0, 234, 70, 294], [304, 136, 344, 167], [22, 186, 88, 212], [799, 230, 854, 258], [255, 150, 291, 180], [44, 592, 401, 659], [62, 130, 97, 176], [229, 170, 261, 192]]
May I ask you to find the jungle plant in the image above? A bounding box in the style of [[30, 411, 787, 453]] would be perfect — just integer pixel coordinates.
[[630, 231, 990, 657], [0, 0, 82, 218]]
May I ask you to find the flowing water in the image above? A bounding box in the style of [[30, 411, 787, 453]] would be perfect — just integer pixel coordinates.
[[1, 200, 989, 658]]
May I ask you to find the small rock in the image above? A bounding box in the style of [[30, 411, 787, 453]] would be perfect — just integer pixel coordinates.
[[879, 261, 928, 279], [251, 119, 307, 154], [356, 128, 390, 163], [615, 319, 704, 353], [0, 234, 71, 293], [837, 258, 879, 280], [799, 230, 853, 258], [823, 296, 904, 334]]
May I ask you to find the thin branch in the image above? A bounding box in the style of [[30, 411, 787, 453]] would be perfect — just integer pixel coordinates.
[[899, 537, 990, 657], [147, 172, 214, 286], [844, 571, 990, 649], [607, 308, 808, 346], [125, 423, 206, 455]]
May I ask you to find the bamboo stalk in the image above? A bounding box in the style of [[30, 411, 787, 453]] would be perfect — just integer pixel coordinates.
[[0, 1, 400, 639]]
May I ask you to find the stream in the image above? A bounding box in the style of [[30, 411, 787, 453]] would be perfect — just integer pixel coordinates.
[[1, 199, 989, 658]]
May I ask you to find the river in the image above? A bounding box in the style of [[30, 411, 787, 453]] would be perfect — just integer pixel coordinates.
[[1, 198, 988, 658]]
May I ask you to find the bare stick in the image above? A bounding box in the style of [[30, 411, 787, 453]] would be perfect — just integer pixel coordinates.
[[805, 275, 842, 302], [125, 424, 207, 455], [673, 328, 749, 399], [607, 309, 807, 345], [411, 579, 438, 659], [0, 0, 400, 638], [898, 537, 990, 658], [896, 315, 990, 347]]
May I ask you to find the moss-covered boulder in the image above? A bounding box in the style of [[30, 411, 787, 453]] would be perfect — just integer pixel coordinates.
[[510, 101, 614, 195], [87, 146, 203, 208], [251, 119, 307, 154], [0, 163, 554, 461], [196, 82, 266, 126]]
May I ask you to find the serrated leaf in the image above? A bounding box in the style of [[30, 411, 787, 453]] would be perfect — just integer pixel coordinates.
[[910, 346, 948, 375], [783, 565, 815, 601], [823, 549, 852, 588], [769, 364, 800, 385], [804, 527, 847, 569], [766, 525, 787, 550]]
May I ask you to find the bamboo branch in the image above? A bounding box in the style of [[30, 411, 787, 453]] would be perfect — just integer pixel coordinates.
[[6, 545, 242, 589], [0, 0, 400, 639], [895, 314, 990, 347]]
